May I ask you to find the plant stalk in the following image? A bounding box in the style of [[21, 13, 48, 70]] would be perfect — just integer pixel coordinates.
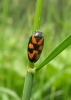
[[22, 0, 44, 99], [22, 71, 34, 100]]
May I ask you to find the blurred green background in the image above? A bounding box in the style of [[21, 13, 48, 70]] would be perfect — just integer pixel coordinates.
[[0, 0, 71, 100]]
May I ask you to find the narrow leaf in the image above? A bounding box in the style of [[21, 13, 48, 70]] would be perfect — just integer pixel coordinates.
[[36, 34, 71, 71]]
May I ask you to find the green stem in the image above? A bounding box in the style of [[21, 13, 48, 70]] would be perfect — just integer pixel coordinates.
[[2, 0, 9, 26], [22, 72, 34, 100], [33, 0, 44, 32], [22, 62, 34, 100], [22, 0, 44, 99]]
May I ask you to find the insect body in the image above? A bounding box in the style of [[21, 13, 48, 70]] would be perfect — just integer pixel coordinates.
[[28, 30, 44, 63]]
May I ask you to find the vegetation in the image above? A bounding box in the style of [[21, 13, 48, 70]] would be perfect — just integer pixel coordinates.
[[0, 0, 71, 100]]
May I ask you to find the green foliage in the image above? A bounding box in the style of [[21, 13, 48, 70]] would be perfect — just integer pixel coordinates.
[[36, 35, 71, 71], [0, 0, 71, 100]]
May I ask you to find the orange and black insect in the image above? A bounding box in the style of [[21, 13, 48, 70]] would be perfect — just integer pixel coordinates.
[[28, 30, 44, 63]]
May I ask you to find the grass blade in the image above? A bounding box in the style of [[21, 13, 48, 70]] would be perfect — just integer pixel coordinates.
[[36, 34, 71, 71], [0, 87, 21, 100]]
